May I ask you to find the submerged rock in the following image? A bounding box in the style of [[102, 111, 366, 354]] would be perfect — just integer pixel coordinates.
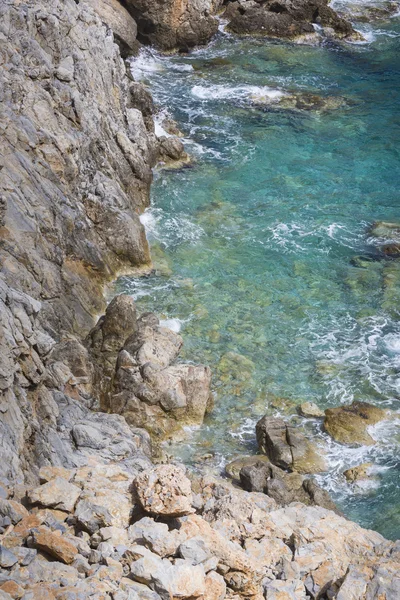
[[344, 462, 374, 483], [324, 401, 387, 445], [298, 402, 324, 418]]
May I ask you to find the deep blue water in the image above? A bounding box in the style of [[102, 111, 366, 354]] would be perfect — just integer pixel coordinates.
[[119, 7, 400, 538]]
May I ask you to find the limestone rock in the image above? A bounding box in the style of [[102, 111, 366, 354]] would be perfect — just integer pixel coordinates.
[[238, 461, 337, 511], [204, 571, 226, 600], [0, 499, 29, 525], [0, 0, 152, 484], [324, 401, 387, 445], [28, 477, 80, 512], [225, 455, 271, 482], [0, 546, 18, 568], [128, 517, 181, 557], [134, 465, 194, 517], [110, 313, 212, 438]]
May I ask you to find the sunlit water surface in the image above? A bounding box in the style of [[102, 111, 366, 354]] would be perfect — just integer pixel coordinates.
[[117, 4, 400, 538]]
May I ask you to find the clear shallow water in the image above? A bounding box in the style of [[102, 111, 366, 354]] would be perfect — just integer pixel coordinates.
[[119, 7, 400, 538]]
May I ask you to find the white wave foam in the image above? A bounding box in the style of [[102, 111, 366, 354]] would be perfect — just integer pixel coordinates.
[[191, 84, 285, 103], [130, 49, 164, 81], [140, 207, 204, 247], [260, 221, 361, 254], [139, 208, 160, 237]]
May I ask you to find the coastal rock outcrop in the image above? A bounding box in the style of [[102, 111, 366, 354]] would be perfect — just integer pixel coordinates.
[[0, 0, 159, 483], [107, 310, 213, 438], [223, 0, 356, 41], [123, 0, 219, 50]]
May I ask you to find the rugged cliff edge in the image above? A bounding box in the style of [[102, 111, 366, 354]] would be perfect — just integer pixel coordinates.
[[0, 1, 399, 599], [0, 0, 211, 485]]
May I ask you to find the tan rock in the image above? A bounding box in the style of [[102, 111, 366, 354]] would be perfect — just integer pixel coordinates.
[[28, 477, 81, 512], [324, 402, 387, 445], [13, 514, 44, 538], [298, 402, 324, 418], [134, 465, 194, 517], [0, 580, 24, 599], [205, 571, 226, 600], [343, 463, 373, 482], [31, 526, 78, 564], [39, 466, 74, 483]]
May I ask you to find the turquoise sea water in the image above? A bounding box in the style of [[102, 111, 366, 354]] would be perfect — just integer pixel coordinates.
[[119, 7, 400, 538]]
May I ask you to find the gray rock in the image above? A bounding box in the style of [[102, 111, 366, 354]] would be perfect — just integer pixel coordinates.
[[14, 546, 37, 566], [84, 0, 138, 57], [75, 500, 113, 534], [0, 546, 18, 568], [179, 537, 212, 565], [0, 498, 28, 524]]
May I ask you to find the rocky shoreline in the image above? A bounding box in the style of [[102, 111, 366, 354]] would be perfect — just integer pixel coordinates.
[[0, 0, 399, 598]]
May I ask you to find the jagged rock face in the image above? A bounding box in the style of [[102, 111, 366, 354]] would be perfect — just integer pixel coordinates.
[[84, 0, 139, 57], [224, 0, 355, 40], [88, 305, 213, 439], [123, 0, 219, 50], [0, 0, 157, 484]]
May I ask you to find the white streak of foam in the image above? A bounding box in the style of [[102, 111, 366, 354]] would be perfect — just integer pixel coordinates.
[[191, 84, 285, 102]]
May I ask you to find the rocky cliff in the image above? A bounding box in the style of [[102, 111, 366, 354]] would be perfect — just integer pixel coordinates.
[[0, 1, 399, 599], [0, 0, 210, 486]]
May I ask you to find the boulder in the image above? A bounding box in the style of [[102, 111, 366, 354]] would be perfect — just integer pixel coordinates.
[[29, 526, 78, 564], [129, 517, 181, 557], [256, 416, 326, 473], [134, 465, 194, 517], [0, 546, 18, 568], [28, 477, 81, 512], [238, 461, 337, 511], [324, 402, 387, 445], [74, 500, 113, 534], [225, 455, 271, 482], [110, 313, 213, 438], [0, 499, 29, 525]]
